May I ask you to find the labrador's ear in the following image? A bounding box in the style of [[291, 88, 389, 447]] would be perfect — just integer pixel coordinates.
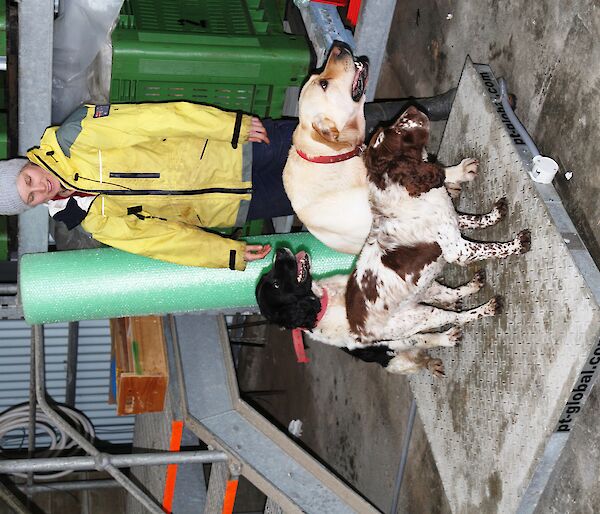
[[338, 116, 363, 147], [311, 115, 340, 143]]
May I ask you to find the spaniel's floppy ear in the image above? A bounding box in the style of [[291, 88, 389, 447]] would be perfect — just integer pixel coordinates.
[[369, 127, 386, 149], [311, 115, 340, 143], [395, 106, 430, 139], [391, 105, 430, 158]]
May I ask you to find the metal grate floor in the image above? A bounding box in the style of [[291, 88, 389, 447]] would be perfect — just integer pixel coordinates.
[[408, 58, 600, 514]]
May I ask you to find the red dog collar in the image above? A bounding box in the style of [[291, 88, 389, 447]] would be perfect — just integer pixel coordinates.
[[291, 288, 329, 363], [296, 145, 365, 164]]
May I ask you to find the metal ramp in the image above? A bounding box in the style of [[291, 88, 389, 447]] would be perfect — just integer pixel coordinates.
[[407, 58, 600, 514], [171, 313, 380, 514], [125, 382, 208, 513]]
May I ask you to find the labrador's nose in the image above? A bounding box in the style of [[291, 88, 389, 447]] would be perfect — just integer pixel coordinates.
[[330, 41, 353, 60]]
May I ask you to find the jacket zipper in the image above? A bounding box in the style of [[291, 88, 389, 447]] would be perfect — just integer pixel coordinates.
[[109, 172, 160, 179], [36, 155, 252, 196]]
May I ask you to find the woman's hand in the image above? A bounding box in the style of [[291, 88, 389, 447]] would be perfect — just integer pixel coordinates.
[[248, 117, 270, 144], [244, 244, 272, 262]]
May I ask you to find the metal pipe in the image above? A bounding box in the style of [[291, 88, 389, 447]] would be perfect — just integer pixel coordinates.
[[65, 321, 79, 407], [18, 0, 53, 256], [26, 327, 36, 504], [33, 325, 168, 514], [389, 397, 417, 514], [19, 479, 118, 494], [0, 283, 18, 295], [81, 471, 91, 514], [354, 0, 397, 102], [0, 451, 228, 474], [0, 479, 31, 514]]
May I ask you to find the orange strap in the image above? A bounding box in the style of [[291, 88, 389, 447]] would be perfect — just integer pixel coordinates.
[[290, 288, 328, 364], [346, 0, 362, 26], [291, 329, 310, 363], [222, 479, 239, 514], [162, 420, 184, 513]]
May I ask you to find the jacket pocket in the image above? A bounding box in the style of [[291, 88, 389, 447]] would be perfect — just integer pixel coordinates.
[[127, 205, 166, 221]]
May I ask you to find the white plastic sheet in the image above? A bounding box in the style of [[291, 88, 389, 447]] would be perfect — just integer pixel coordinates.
[[52, 0, 123, 123]]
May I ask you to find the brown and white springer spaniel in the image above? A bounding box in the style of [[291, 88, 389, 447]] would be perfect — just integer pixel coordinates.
[[256, 106, 530, 377]]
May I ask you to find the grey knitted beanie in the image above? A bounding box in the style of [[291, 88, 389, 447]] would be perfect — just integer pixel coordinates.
[[0, 158, 29, 215]]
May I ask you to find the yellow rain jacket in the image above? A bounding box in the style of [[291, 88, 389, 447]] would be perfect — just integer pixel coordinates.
[[27, 102, 254, 270]]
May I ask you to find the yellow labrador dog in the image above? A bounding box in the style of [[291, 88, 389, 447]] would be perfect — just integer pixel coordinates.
[[283, 42, 371, 255], [284, 42, 479, 255]]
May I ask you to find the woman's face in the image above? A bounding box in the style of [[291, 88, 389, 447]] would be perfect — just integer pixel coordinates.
[[16, 163, 64, 206]]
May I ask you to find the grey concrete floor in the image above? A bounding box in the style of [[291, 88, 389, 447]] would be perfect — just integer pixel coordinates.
[[239, 2, 600, 513], [236, 321, 450, 514]]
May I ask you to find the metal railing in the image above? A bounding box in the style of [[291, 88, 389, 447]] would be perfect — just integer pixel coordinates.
[[0, 325, 230, 514]]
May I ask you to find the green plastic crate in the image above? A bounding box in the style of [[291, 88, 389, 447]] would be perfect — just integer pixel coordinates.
[[0, 71, 7, 160], [118, 0, 290, 36], [118, 0, 286, 35], [110, 0, 310, 118], [0, 216, 6, 261], [0, 0, 5, 57], [0, 112, 7, 160]]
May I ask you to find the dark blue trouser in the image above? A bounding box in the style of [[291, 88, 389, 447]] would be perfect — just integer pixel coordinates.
[[245, 92, 457, 221], [247, 118, 298, 220]]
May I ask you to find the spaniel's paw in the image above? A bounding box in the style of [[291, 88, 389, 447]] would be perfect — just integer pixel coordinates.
[[518, 229, 531, 253], [494, 197, 508, 218], [470, 269, 486, 290], [459, 157, 479, 181], [427, 358, 446, 378], [484, 295, 503, 316], [449, 298, 464, 311], [442, 326, 463, 347], [446, 182, 462, 199]]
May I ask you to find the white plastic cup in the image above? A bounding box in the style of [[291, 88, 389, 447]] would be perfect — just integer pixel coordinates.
[[530, 156, 559, 184]]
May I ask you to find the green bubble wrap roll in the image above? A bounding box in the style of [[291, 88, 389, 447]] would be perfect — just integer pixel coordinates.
[[19, 232, 356, 325]]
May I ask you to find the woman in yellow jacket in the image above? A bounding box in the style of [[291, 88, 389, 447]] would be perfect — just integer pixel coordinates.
[[1, 101, 295, 270], [1, 94, 458, 268]]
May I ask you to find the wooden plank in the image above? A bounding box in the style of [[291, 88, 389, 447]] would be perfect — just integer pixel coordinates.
[[111, 316, 169, 416], [130, 316, 168, 376], [116, 374, 167, 416], [110, 317, 130, 375]]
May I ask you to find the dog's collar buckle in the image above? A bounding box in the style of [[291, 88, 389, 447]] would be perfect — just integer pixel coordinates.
[[296, 145, 365, 164]]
